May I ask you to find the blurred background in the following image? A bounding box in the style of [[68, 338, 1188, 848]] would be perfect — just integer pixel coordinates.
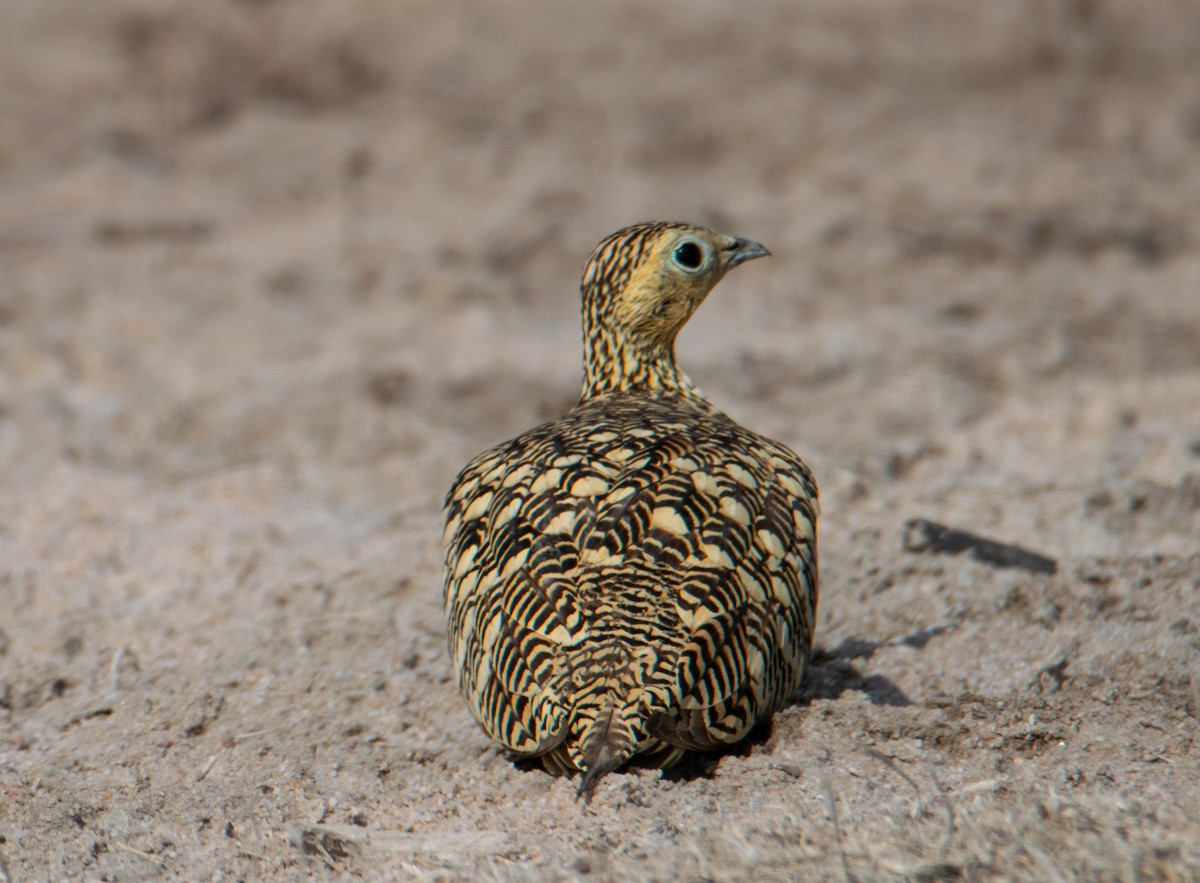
[[2, 1, 1199, 878], [3, 0, 1198, 538], [3, 1, 1199, 516]]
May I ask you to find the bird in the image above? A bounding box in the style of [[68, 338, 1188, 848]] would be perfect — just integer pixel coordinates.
[[442, 221, 819, 795]]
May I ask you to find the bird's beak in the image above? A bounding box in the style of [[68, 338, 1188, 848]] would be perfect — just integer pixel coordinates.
[[724, 237, 771, 269]]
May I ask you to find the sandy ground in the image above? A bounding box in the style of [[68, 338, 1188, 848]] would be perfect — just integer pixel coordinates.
[[2, 1, 1199, 879]]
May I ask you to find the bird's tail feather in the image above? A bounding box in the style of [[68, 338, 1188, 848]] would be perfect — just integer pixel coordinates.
[[575, 694, 635, 798]]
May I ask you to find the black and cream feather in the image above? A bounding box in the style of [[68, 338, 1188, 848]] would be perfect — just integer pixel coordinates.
[[443, 222, 819, 793]]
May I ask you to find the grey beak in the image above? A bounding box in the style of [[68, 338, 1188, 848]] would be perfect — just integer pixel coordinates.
[[725, 237, 771, 268]]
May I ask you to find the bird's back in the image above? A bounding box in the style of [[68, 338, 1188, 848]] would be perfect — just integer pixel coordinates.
[[443, 392, 819, 787]]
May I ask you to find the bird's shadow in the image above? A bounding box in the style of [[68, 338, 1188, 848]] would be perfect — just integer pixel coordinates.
[[797, 625, 951, 708], [658, 629, 931, 783], [512, 625, 944, 786], [658, 720, 773, 784]]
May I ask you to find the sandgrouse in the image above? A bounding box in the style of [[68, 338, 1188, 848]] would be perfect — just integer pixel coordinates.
[[443, 222, 819, 794]]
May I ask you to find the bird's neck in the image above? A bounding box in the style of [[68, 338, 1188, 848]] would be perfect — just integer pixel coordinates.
[[579, 326, 708, 403]]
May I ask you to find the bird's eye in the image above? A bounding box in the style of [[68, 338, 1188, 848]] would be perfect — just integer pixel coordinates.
[[672, 240, 704, 272]]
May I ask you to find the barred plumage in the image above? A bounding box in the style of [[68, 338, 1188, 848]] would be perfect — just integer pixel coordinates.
[[443, 222, 819, 794]]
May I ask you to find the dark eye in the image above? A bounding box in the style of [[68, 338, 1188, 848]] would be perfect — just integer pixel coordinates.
[[673, 241, 704, 271]]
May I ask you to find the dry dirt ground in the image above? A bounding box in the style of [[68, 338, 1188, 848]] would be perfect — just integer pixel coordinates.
[[2, 1, 1199, 880]]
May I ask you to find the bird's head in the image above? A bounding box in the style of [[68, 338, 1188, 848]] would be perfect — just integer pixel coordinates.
[[582, 222, 770, 349], [579, 221, 770, 398]]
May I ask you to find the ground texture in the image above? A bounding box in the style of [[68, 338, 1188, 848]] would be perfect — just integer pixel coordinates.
[[2, 1, 1199, 880]]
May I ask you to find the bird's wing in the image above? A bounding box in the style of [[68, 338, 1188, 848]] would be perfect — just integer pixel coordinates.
[[444, 437, 579, 756], [645, 436, 819, 751]]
